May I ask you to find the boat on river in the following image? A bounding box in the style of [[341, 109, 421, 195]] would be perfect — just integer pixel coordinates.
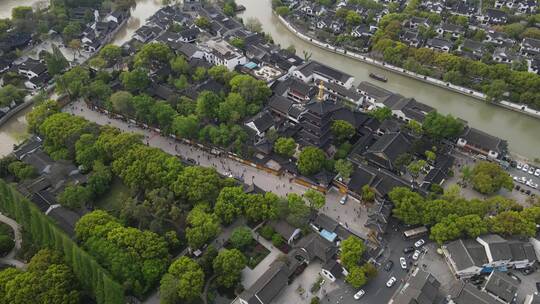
[[369, 72, 388, 82]]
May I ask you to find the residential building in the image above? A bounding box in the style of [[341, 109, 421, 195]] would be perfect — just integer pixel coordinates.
[[238, 261, 289, 304], [389, 268, 445, 304], [364, 132, 412, 171], [200, 38, 247, 70], [293, 60, 355, 89], [483, 271, 518, 304], [443, 239, 489, 278], [450, 283, 499, 304], [457, 127, 507, 159], [476, 235, 512, 268]]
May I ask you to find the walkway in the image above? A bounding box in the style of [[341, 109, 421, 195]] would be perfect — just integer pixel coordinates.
[[64, 101, 370, 239], [241, 228, 283, 289], [0, 213, 26, 269]]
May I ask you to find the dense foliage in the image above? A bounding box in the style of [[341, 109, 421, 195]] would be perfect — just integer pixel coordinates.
[[75, 210, 170, 296]]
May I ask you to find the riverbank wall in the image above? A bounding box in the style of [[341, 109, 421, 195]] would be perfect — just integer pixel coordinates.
[[275, 14, 540, 120]]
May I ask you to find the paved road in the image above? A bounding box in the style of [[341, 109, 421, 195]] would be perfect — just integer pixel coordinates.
[[0, 213, 26, 269], [64, 101, 370, 239]]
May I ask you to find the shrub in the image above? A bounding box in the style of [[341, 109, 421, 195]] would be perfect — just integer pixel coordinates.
[[271, 234, 284, 247], [259, 225, 275, 240], [0, 234, 14, 255]]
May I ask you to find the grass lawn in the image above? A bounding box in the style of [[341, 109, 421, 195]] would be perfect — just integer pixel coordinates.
[[245, 242, 270, 269], [94, 177, 131, 215]]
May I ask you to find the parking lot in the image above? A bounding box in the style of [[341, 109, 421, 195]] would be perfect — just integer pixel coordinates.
[[322, 220, 450, 304], [509, 161, 540, 198]]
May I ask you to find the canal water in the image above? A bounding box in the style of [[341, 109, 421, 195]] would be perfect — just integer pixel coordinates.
[[0, 0, 538, 159]]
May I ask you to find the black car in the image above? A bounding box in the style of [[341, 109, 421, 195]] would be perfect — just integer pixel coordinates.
[[384, 261, 393, 271], [536, 282, 540, 292], [403, 246, 415, 254], [522, 267, 535, 275]]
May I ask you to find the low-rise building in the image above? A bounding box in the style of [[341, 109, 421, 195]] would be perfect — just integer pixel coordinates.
[[293, 60, 355, 89], [389, 268, 445, 304], [456, 127, 507, 159], [200, 38, 247, 70], [483, 271, 519, 304]]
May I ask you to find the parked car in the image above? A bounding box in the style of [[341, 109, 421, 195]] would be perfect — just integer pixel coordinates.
[[353, 289, 365, 300], [523, 164, 530, 172], [414, 239, 426, 248], [470, 277, 484, 285], [386, 277, 397, 287], [521, 267, 535, 275], [403, 246, 415, 254], [510, 160, 517, 167], [506, 272, 521, 283], [536, 282, 540, 292], [513, 176, 520, 182], [517, 162, 523, 170], [535, 169, 540, 177], [412, 250, 421, 261], [384, 260, 393, 271], [400, 257, 407, 269], [339, 195, 348, 205], [529, 167, 536, 175]]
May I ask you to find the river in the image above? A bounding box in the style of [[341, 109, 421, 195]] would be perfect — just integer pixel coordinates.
[[0, 0, 538, 159]]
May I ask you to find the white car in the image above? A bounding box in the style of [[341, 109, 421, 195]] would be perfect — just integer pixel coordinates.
[[412, 250, 421, 261], [353, 289, 365, 300], [517, 162, 523, 170], [414, 239, 426, 248], [523, 164, 530, 172], [400, 257, 407, 269], [339, 195, 348, 205], [535, 169, 540, 177], [520, 177, 527, 184], [386, 276, 397, 287], [513, 176, 520, 182], [529, 167, 536, 175]]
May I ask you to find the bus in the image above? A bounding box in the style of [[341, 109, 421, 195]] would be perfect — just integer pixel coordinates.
[[403, 226, 428, 239]]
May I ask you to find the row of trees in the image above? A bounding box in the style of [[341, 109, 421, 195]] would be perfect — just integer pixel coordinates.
[[340, 236, 377, 288], [0, 180, 124, 303], [389, 186, 540, 244]]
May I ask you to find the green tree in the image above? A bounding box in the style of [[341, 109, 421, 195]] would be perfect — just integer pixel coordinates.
[[0, 84, 24, 108], [335, 159, 353, 179], [361, 185, 375, 202], [214, 187, 245, 225], [196, 91, 222, 120], [217, 93, 247, 123], [109, 91, 134, 115], [304, 189, 326, 211], [230, 37, 245, 49], [389, 187, 425, 225], [164, 256, 204, 301], [274, 137, 297, 157], [483, 79, 507, 102], [490, 211, 536, 237], [7, 161, 36, 181], [471, 161, 513, 194], [26, 100, 59, 133], [243, 192, 279, 223], [229, 74, 271, 112], [297, 147, 326, 176], [340, 236, 365, 269], [170, 55, 190, 75], [286, 193, 311, 227], [229, 227, 253, 250], [57, 185, 91, 209], [62, 21, 81, 42], [171, 115, 199, 139], [422, 111, 464, 140], [186, 205, 221, 249], [87, 161, 112, 198], [98, 44, 122, 66], [173, 166, 223, 205], [56, 66, 90, 98], [195, 17, 211, 29], [134, 42, 173, 69], [39, 113, 90, 160], [44, 44, 69, 75], [345, 266, 367, 288], [120, 68, 150, 92], [331, 120, 355, 143], [85, 80, 112, 102], [369, 107, 392, 122], [213, 249, 246, 288]]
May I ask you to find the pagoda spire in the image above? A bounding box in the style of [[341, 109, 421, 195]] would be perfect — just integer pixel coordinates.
[[317, 81, 325, 101]]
